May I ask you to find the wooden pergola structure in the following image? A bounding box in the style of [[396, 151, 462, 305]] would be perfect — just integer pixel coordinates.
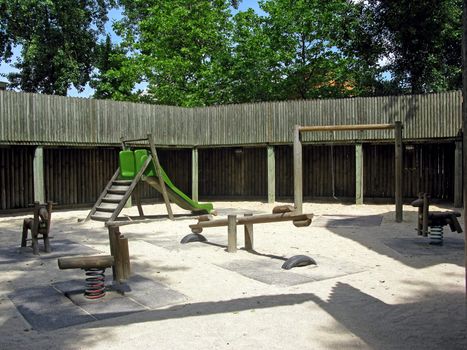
[[293, 121, 404, 222]]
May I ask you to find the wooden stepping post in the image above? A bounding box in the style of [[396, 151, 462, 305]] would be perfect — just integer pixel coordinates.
[[244, 213, 254, 251], [227, 215, 237, 253]]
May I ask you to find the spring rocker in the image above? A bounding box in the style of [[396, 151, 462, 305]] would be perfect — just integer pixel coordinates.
[[21, 201, 53, 255], [411, 192, 462, 245], [182, 205, 316, 269], [57, 224, 130, 299]]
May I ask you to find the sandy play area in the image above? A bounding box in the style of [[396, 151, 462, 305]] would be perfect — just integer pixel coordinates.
[[0, 201, 465, 349]]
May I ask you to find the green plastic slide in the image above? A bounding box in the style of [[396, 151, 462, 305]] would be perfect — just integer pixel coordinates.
[[119, 149, 213, 214]]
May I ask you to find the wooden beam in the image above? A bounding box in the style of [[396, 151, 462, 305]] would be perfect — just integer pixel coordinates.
[[267, 145, 275, 203], [293, 125, 303, 213], [394, 121, 403, 222], [33, 146, 45, 203], [355, 143, 363, 205], [190, 211, 313, 230], [58, 255, 114, 270], [454, 139, 463, 208], [299, 124, 395, 132], [192, 147, 199, 202]]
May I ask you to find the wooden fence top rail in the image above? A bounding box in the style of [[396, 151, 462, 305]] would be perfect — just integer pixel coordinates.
[[298, 123, 396, 132]]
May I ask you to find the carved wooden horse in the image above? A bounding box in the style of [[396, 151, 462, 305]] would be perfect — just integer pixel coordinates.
[[21, 201, 53, 254]]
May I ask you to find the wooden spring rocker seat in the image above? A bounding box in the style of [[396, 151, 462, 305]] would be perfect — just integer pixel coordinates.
[[57, 225, 130, 299], [21, 201, 53, 255]]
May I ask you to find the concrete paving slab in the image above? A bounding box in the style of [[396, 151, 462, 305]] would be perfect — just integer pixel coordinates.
[[113, 274, 188, 309], [54, 274, 187, 311], [53, 279, 147, 320], [8, 285, 95, 331], [0, 239, 101, 263], [384, 236, 465, 256], [217, 254, 368, 286]]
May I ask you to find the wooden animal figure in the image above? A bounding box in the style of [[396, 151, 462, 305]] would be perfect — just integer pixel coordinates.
[[21, 201, 53, 255]]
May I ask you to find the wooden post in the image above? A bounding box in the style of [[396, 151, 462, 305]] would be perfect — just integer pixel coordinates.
[[124, 196, 132, 208], [462, 0, 467, 298], [422, 193, 429, 236], [355, 143, 364, 205], [119, 235, 131, 280], [192, 147, 199, 202], [31, 202, 40, 255], [244, 213, 254, 251], [227, 215, 237, 253], [394, 121, 403, 222], [33, 146, 45, 203], [108, 225, 118, 282], [293, 125, 303, 214], [108, 226, 131, 283], [147, 133, 174, 220], [454, 139, 463, 208], [267, 145, 275, 203], [134, 183, 144, 217]]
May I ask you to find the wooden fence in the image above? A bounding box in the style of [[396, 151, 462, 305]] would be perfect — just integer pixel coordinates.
[[0, 90, 462, 147], [0, 144, 456, 210]]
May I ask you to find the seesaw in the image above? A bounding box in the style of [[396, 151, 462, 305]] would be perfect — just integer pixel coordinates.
[[181, 205, 316, 270]]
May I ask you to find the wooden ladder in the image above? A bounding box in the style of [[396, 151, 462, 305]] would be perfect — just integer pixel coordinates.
[[86, 156, 152, 222]]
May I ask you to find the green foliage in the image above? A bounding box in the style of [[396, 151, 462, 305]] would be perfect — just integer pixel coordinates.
[[90, 35, 142, 101], [0, 0, 114, 95], [103, 0, 234, 106], [230, 9, 283, 102], [4, 0, 459, 101], [365, 0, 462, 94], [230, 0, 372, 102]]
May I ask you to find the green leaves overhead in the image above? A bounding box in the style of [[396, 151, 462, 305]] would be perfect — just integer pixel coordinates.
[[0, 0, 115, 95], [101, 0, 364, 105], [367, 0, 463, 94], [109, 0, 234, 106], [1, 0, 462, 102]]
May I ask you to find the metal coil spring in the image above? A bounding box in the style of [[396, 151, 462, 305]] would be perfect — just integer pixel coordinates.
[[84, 268, 106, 299], [429, 226, 443, 245]]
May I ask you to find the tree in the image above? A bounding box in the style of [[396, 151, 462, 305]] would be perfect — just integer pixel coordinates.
[[90, 35, 142, 101], [230, 9, 284, 103], [106, 0, 234, 106], [365, 0, 462, 94], [0, 0, 114, 95], [236, 0, 369, 101]]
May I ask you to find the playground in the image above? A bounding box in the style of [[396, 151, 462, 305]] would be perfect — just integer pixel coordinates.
[[0, 200, 465, 349], [0, 90, 466, 349]]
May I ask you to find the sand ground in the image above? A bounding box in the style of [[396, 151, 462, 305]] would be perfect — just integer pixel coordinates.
[[0, 201, 465, 350]]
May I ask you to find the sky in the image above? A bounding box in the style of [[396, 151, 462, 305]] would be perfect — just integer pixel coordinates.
[[0, 0, 263, 98]]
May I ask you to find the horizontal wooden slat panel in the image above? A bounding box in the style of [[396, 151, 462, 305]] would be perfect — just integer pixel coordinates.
[[0, 90, 462, 147]]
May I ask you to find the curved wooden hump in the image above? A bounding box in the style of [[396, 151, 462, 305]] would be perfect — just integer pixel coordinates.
[[272, 205, 295, 214], [58, 255, 114, 270], [411, 198, 424, 207]]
